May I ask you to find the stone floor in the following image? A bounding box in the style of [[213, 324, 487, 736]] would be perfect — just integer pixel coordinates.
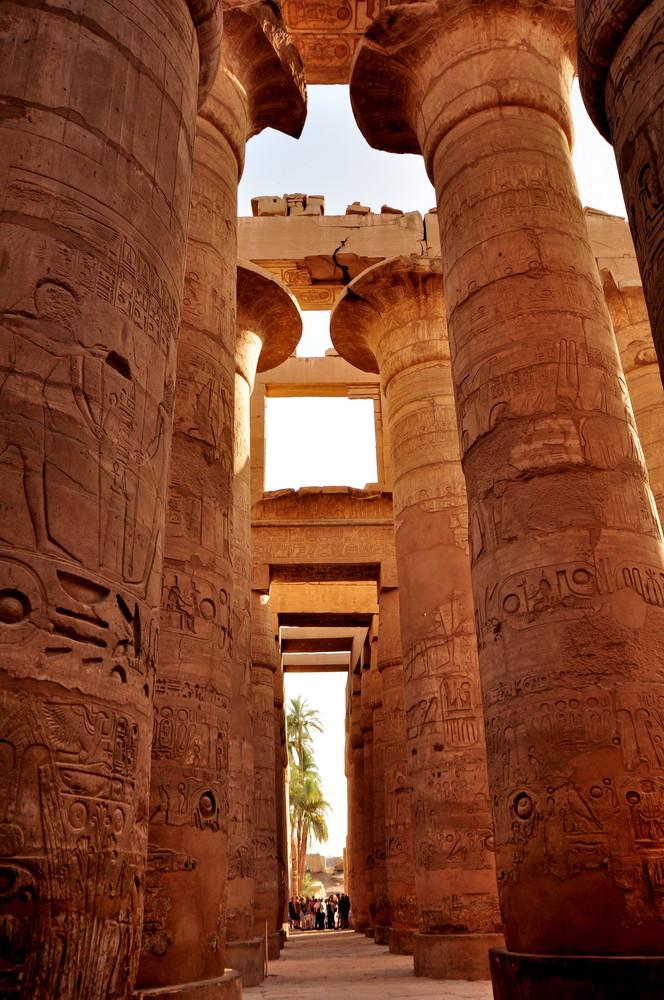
[[245, 929, 494, 1000]]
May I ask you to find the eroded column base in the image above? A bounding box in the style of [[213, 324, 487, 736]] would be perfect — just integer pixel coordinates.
[[134, 969, 242, 1000], [365, 926, 375, 938], [267, 930, 281, 960], [490, 948, 664, 1000], [389, 927, 415, 955], [224, 937, 266, 986], [414, 932, 505, 980], [353, 918, 369, 933], [279, 927, 287, 948], [374, 925, 390, 945]]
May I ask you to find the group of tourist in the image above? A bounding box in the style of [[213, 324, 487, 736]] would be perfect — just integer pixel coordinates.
[[288, 893, 351, 930]]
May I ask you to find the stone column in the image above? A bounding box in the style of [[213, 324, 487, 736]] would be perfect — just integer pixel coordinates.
[[377, 587, 418, 956], [602, 272, 664, 521], [137, 6, 305, 996], [251, 591, 281, 960], [347, 667, 370, 931], [577, 0, 664, 382], [351, 5, 664, 996], [0, 3, 220, 997], [273, 642, 289, 948], [361, 647, 376, 936], [228, 262, 300, 982], [370, 629, 390, 945], [332, 256, 503, 980]]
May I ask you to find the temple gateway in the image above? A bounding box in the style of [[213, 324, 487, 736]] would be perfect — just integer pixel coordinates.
[[1, 0, 664, 998]]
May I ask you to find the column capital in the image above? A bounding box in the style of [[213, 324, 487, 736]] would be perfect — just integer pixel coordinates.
[[350, 0, 575, 174], [236, 261, 302, 386], [576, 0, 650, 139], [187, 0, 224, 106], [200, 0, 306, 173], [330, 255, 444, 384]]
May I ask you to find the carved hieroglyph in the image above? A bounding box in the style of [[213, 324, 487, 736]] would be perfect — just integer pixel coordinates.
[[377, 588, 418, 953], [138, 3, 305, 991], [331, 256, 502, 979], [577, 0, 664, 385], [351, 0, 664, 967], [0, 2, 219, 996], [230, 263, 301, 950]]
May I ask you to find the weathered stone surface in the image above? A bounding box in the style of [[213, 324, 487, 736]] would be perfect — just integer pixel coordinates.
[[0, 2, 208, 995], [250, 591, 280, 957], [376, 588, 418, 955], [332, 255, 502, 979], [351, 0, 664, 981], [139, 4, 305, 993], [229, 263, 300, 974], [603, 272, 664, 523], [577, 0, 664, 383]]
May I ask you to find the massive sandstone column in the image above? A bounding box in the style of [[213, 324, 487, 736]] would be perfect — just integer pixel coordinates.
[[576, 0, 664, 383], [602, 272, 664, 521], [351, 3, 664, 996], [347, 667, 370, 931], [229, 262, 300, 981], [361, 647, 376, 935], [370, 631, 390, 945], [273, 641, 289, 947], [250, 591, 281, 960], [137, 6, 305, 995], [377, 587, 418, 956], [331, 256, 503, 980], [0, 3, 220, 998]]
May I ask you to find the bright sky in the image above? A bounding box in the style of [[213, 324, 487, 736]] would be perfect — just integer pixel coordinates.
[[239, 82, 627, 860]]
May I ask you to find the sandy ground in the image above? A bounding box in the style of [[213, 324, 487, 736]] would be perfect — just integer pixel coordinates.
[[245, 928, 494, 1000]]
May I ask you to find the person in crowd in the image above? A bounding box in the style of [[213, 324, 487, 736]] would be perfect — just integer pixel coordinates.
[[326, 896, 336, 929]]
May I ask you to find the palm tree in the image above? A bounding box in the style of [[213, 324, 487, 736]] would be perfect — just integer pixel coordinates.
[[286, 696, 328, 894], [287, 696, 324, 774], [290, 770, 330, 895]]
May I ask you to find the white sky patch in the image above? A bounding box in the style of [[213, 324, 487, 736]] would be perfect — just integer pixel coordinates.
[[265, 396, 378, 491]]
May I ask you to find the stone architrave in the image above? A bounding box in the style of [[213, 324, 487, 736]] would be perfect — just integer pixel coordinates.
[[602, 273, 664, 522], [331, 256, 503, 981], [576, 0, 664, 383], [370, 632, 390, 945], [377, 588, 418, 956], [230, 262, 301, 981], [0, 3, 220, 997], [250, 591, 281, 960], [351, 4, 664, 996], [137, 5, 305, 996]]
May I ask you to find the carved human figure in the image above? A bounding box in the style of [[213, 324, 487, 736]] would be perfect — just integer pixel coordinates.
[[0, 2, 221, 997], [577, 0, 664, 383], [136, 5, 305, 994], [331, 256, 503, 980], [351, 3, 664, 995]]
